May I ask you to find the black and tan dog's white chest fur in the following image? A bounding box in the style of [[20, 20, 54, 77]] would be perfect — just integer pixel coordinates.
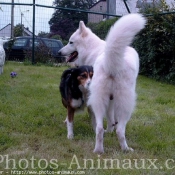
[[59, 65, 93, 139]]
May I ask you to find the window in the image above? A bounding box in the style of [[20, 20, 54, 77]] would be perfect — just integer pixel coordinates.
[[136, 0, 162, 8], [29, 39, 41, 47], [42, 39, 61, 48], [14, 38, 27, 47]]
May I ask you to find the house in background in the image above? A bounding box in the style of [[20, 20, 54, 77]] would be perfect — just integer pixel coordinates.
[[88, 0, 107, 23], [0, 24, 11, 39], [88, 0, 175, 23], [88, 0, 138, 23], [0, 24, 33, 39], [125, 0, 175, 14]]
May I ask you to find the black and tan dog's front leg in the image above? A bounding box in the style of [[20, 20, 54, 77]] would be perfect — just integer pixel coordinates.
[[65, 106, 75, 139]]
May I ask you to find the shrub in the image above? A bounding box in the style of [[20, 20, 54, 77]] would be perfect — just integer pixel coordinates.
[[24, 44, 55, 64], [133, 0, 175, 84], [88, 10, 175, 84], [133, 13, 175, 83], [87, 17, 119, 39]]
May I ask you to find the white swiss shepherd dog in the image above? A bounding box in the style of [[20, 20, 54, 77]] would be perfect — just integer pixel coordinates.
[[59, 14, 146, 154]]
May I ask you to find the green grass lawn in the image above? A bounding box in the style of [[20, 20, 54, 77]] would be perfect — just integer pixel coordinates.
[[0, 62, 175, 175]]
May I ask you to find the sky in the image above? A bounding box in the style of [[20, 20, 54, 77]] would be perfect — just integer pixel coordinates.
[[0, 0, 55, 34]]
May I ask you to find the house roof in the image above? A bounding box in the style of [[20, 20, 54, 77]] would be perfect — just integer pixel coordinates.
[[0, 23, 11, 32], [0, 24, 33, 37], [89, 0, 106, 9], [23, 27, 33, 36]]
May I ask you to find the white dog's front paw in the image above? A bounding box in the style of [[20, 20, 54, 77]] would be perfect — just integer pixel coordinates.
[[67, 134, 74, 139], [122, 147, 134, 152], [128, 147, 134, 152], [93, 146, 104, 154]]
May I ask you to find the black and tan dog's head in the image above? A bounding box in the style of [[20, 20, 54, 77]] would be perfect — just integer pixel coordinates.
[[63, 65, 93, 89], [59, 65, 93, 108], [76, 66, 93, 92]]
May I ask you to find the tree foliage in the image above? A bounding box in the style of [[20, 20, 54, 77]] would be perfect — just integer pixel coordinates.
[[87, 6, 175, 84], [14, 24, 23, 37], [49, 0, 97, 40], [38, 31, 49, 38], [87, 17, 119, 39], [133, 14, 175, 83], [133, 1, 175, 83]]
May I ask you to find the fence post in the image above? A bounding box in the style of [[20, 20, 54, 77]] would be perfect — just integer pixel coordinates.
[[32, 0, 35, 64], [11, 0, 14, 38]]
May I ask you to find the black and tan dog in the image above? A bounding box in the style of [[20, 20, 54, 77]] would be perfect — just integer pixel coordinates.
[[59, 65, 93, 139]]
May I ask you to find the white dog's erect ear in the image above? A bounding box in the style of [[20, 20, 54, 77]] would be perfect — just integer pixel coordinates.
[[79, 21, 88, 37], [79, 21, 86, 30]]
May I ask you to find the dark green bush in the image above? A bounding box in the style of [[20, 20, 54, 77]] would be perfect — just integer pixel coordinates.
[[133, 14, 175, 84], [87, 17, 119, 39], [24, 44, 55, 64], [90, 11, 175, 84]]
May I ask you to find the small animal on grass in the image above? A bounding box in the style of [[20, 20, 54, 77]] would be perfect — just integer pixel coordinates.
[[59, 65, 93, 139], [59, 14, 146, 154], [0, 39, 6, 75]]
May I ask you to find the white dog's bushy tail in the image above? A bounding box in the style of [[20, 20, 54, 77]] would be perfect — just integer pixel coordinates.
[[104, 14, 146, 75]]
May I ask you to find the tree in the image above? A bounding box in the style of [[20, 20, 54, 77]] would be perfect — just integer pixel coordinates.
[[14, 24, 23, 37], [49, 0, 97, 40], [38, 31, 49, 37]]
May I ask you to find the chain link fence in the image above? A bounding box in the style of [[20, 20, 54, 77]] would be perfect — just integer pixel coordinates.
[[0, 0, 175, 66]]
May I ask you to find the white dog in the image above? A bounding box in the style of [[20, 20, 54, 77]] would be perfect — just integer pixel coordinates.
[[0, 39, 6, 74], [59, 14, 146, 154]]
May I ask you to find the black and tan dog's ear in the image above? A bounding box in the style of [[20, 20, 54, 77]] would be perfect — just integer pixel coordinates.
[[89, 66, 94, 78], [61, 69, 72, 80], [90, 71, 93, 78], [79, 21, 88, 37]]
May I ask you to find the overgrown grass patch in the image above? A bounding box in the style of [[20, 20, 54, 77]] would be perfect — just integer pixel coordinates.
[[0, 62, 175, 174]]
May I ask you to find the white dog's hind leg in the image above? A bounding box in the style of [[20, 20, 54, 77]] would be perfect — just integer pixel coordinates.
[[114, 90, 136, 151], [105, 100, 115, 133], [89, 105, 106, 154], [88, 107, 96, 132], [116, 118, 133, 152], [93, 115, 104, 154]]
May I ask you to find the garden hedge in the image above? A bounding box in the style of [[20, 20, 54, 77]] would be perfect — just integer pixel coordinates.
[[88, 13, 175, 84]]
